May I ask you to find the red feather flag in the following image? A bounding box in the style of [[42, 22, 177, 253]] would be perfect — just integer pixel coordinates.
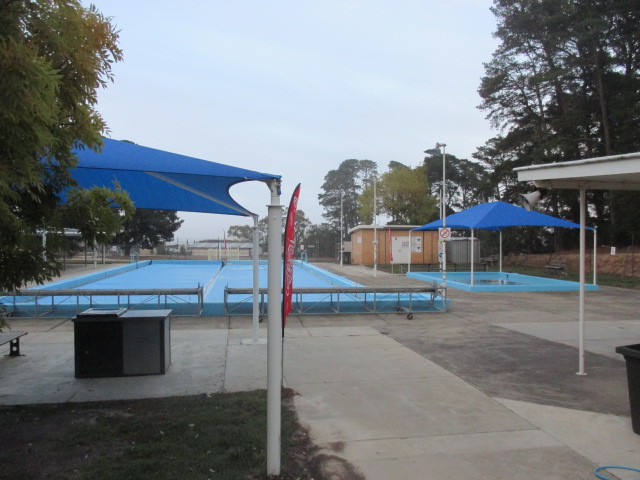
[[282, 184, 301, 336]]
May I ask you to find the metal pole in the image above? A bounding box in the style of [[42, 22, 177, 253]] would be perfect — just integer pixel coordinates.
[[593, 228, 597, 285], [577, 188, 586, 376], [340, 192, 344, 267], [408, 230, 412, 273], [471, 228, 475, 286], [266, 180, 283, 475], [373, 178, 377, 277], [439, 143, 447, 288], [252, 215, 260, 342], [499, 231, 503, 272]]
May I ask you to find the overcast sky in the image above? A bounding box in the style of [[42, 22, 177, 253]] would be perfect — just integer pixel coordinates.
[[88, 0, 499, 243]]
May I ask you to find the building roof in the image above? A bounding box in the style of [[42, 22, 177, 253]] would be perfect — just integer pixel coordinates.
[[191, 242, 254, 249], [348, 225, 423, 234]]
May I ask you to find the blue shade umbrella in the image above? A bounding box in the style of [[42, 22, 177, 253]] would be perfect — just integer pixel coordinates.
[[413, 201, 587, 231], [411, 201, 593, 278]]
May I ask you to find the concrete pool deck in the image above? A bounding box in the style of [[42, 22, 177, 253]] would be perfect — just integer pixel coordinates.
[[2, 262, 640, 478]]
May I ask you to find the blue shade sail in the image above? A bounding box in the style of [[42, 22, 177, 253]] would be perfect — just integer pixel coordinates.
[[69, 138, 281, 215]]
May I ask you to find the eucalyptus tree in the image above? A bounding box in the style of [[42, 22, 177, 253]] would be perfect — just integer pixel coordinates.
[[359, 163, 437, 225], [318, 159, 378, 232], [423, 152, 493, 214]]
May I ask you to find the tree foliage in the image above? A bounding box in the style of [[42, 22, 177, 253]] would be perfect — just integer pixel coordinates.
[[67, 184, 135, 249], [477, 0, 640, 246], [423, 152, 493, 215], [228, 225, 254, 243], [318, 159, 378, 233], [358, 164, 438, 225], [305, 223, 338, 259], [0, 0, 122, 289], [114, 209, 183, 255]]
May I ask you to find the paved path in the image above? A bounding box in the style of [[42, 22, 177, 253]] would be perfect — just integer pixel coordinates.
[[1, 261, 639, 478]]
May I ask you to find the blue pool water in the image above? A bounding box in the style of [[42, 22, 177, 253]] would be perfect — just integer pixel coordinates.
[[4, 260, 445, 317], [407, 271, 599, 292]]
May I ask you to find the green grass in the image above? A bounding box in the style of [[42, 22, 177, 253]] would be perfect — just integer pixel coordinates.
[[0, 390, 312, 480]]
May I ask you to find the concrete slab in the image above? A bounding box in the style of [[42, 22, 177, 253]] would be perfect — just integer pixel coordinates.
[[350, 443, 600, 480], [224, 342, 268, 392], [496, 320, 640, 359], [497, 398, 640, 479], [292, 376, 534, 444], [298, 314, 391, 328], [304, 326, 382, 337], [0, 328, 229, 405], [496, 320, 640, 342]]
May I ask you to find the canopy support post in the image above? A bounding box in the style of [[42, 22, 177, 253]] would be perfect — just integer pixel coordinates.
[[252, 215, 260, 343], [408, 230, 412, 273], [266, 180, 283, 476], [593, 228, 597, 285], [471, 228, 475, 285], [499, 231, 503, 273], [577, 188, 587, 376]]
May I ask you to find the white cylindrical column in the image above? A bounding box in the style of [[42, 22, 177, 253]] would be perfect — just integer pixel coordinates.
[[252, 215, 260, 343], [578, 188, 586, 376], [266, 181, 283, 475], [408, 230, 412, 273], [373, 179, 377, 277], [593, 228, 597, 285]]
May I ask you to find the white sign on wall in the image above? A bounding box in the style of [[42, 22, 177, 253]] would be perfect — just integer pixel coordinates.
[[411, 236, 422, 252]]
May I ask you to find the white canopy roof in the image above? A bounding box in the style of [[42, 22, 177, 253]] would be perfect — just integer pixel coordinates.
[[515, 152, 640, 190], [516, 151, 640, 377]]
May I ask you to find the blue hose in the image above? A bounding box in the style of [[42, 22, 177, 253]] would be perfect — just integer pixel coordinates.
[[594, 465, 640, 479]]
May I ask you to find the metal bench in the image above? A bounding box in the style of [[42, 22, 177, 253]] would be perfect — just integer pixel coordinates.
[[0, 331, 27, 357], [545, 260, 567, 275]]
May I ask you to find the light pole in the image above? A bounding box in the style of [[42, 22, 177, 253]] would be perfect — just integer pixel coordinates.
[[425, 143, 447, 287], [340, 191, 344, 267], [436, 142, 447, 227], [437, 143, 447, 288]]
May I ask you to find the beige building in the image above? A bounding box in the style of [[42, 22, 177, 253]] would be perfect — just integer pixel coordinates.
[[348, 225, 438, 265]]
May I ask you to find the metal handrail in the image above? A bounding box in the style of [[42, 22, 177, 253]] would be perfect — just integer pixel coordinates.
[[1, 287, 204, 317]]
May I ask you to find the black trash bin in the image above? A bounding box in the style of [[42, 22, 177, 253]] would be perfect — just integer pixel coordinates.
[[74, 308, 172, 378], [615, 343, 640, 435]]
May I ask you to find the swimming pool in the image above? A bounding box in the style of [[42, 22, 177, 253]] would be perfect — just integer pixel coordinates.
[[407, 271, 599, 292], [3, 260, 446, 317]]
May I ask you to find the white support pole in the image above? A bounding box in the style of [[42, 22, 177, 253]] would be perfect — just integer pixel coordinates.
[[266, 180, 283, 475], [593, 228, 597, 285], [440, 144, 447, 289], [578, 188, 587, 376], [499, 231, 503, 273], [252, 215, 260, 342], [340, 192, 344, 267], [471, 228, 475, 286], [408, 230, 412, 273], [373, 178, 377, 277]]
